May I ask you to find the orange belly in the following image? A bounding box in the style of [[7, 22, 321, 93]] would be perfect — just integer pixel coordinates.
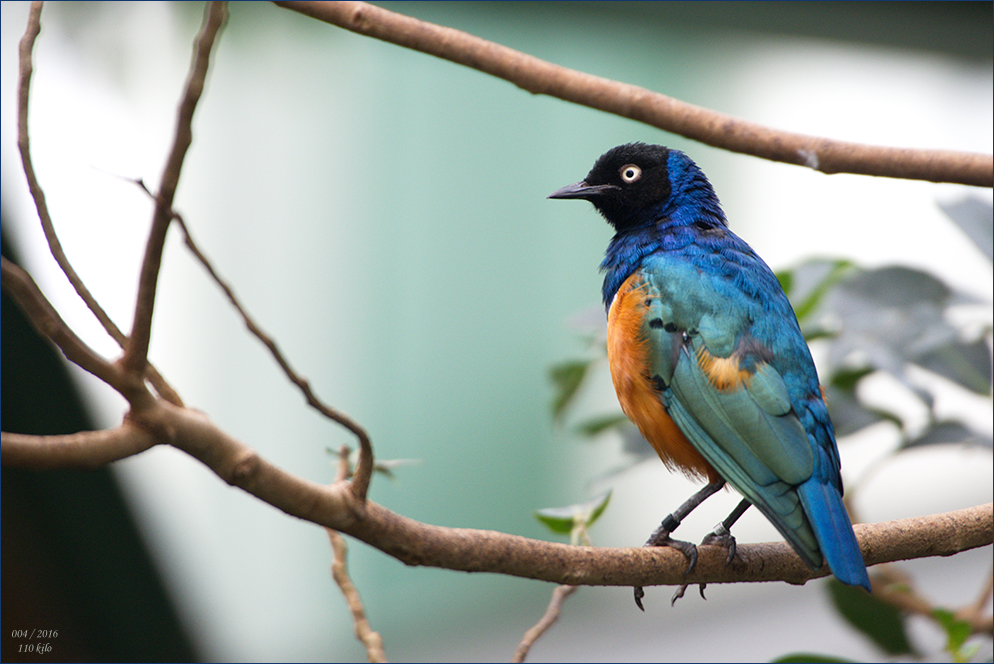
[[607, 273, 720, 483]]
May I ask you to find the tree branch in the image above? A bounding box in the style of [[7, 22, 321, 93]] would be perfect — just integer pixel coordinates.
[[169, 207, 375, 502], [327, 446, 386, 663], [1, 425, 157, 469], [16, 1, 183, 406], [5, 400, 990, 589], [872, 564, 993, 636], [513, 584, 577, 663], [274, 1, 992, 187], [123, 1, 227, 376], [1, 257, 136, 398]]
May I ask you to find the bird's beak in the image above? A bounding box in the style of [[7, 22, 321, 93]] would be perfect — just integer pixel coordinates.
[[547, 181, 617, 200]]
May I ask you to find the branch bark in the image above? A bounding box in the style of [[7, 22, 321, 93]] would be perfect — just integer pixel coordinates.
[[3, 416, 990, 589], [274, 1, 992, 187]]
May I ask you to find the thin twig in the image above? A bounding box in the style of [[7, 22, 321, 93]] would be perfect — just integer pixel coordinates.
[[274, 1, 992, 187], [15, 1, 182, 406], [123, 1, 227, 376], [327, 446, 386, 663], [129, 174, 376, 503], [512, 585, 578, 663], [174, 209, 375, 501], [956, 567, 994, 635], [873, 565, 993, 636], [1, 257, 134, 398]]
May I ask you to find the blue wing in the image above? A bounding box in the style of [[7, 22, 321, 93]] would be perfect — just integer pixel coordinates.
[[635, 252, 869, 589]]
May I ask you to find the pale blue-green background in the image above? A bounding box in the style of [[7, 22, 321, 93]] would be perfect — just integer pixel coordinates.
[[2, 2, 991, 661]]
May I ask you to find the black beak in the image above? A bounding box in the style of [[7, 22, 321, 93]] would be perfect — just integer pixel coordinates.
[[547, 181, 618, 200]]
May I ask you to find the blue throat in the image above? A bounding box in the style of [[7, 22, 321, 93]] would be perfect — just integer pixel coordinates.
[[600, 151, 728, 309]]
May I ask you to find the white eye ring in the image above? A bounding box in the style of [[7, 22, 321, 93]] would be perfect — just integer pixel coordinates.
[[620, 164, 642, 183]]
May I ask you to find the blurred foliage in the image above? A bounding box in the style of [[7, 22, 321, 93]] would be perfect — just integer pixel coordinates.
[[828, 578, 915, 657]]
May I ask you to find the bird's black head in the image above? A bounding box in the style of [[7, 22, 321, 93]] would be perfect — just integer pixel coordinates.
[[548, 143, 675, 231]]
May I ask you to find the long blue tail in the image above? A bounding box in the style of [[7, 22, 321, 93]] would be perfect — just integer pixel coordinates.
[[797, 478, 870, 591]]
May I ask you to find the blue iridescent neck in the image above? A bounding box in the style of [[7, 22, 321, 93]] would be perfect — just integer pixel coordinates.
[[600, 151, 728, 309]]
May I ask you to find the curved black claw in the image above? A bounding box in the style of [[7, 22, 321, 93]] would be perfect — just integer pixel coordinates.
[[670, 524, 738, 605], [634, 585, 646, 611], [634, 533, 700, 610]]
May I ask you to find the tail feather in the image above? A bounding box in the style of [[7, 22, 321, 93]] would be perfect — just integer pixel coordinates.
[[797, 479, 870, 591]]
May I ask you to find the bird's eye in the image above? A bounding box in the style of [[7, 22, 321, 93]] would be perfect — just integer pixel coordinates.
[[620, 164, 642, 183]]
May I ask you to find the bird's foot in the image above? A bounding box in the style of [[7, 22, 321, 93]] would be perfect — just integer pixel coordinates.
[[634, 530, 700, 611], [700, 521, 737, 565], [671, 522, 738, 605]]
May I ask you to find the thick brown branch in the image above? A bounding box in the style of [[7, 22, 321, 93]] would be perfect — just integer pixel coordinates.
[[123, 1, 227, 376], [275, 1, 992, 187], [5, 402, 990, 588]]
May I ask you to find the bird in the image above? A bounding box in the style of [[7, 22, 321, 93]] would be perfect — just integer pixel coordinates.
[[548, 143, 870, 608]]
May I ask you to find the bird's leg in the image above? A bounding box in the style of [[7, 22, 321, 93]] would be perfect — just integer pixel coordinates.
[[672, 498, 751, 605], [634, 480, 725, 610]]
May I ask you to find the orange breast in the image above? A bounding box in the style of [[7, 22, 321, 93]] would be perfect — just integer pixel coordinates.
[[607, 273, 720, 482]]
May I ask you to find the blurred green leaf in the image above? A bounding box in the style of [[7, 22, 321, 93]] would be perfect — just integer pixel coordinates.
[[773, 654, 856, 663], [790, 259, 856, 323], [938, 197, 993, 262], [827, 578, 915, 656], [915, 338, 992, 396], [576, 413, 631, 437], [535, 489, 612, 543], [828, 367, 875, 393], [905, 421, 994, 450], [823, 384, 903, 437], [550, 359, 592, 421], [933, 608, 974, 661]]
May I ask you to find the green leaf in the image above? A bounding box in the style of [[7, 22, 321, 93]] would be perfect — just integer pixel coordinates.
[[773, 654, 857, 663], [828, 367, 875, 393], [933, 608, 974, 661], [535, 490, 612, 544], [904, 421, 993, 450], [827, 578, 915, 656], [776, 269, 793, 297], [575, 413, 631, 437], [914, 338, 992, 396], [549, 359, 592, 421], [791, 259, 856, 322], [938, 197, 993, 262]]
